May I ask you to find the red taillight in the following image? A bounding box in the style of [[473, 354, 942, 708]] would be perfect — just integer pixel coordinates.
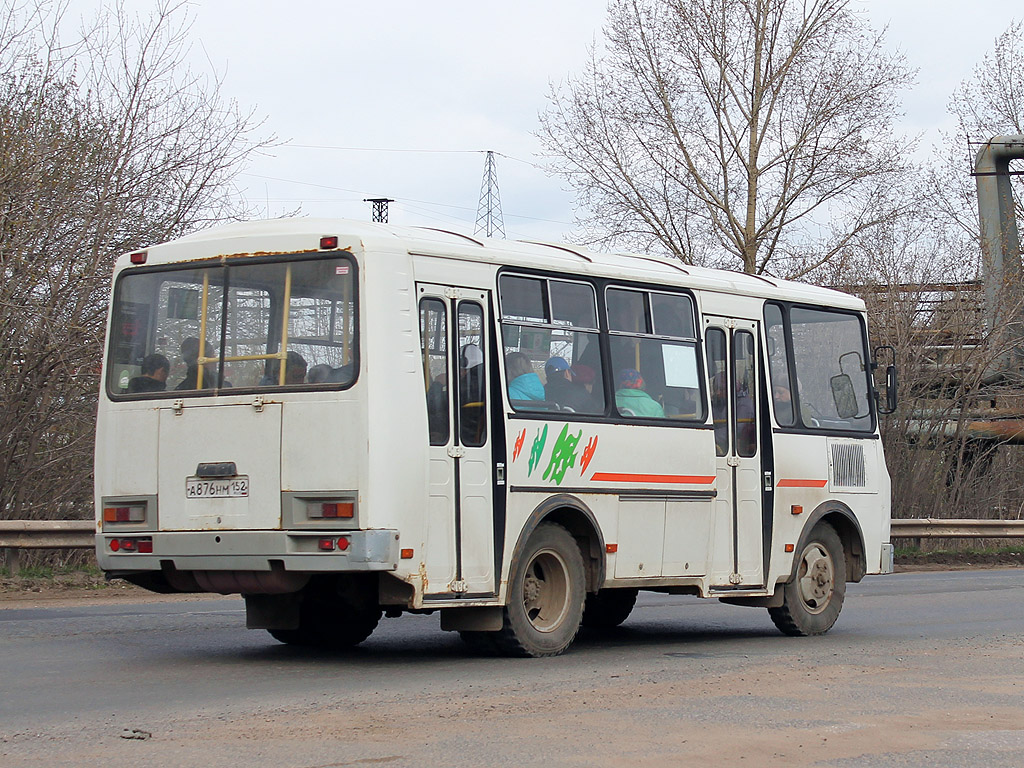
[[320, 236, 338, 249], [109, 537, 152, 553], [336, 537, 350, 551], [318, 538, 335, 551], [130, 251, 147, 264]]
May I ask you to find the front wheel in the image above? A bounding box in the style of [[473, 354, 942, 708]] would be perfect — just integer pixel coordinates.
[[492, 522, 586, 657], [768, 522, 846, 637]]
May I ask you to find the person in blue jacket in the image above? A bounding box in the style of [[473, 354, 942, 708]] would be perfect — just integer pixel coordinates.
[[506, 352, 545, 402], [615, 368, 665, 418]]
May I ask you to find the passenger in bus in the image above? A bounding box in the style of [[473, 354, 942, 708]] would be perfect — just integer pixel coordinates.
[[506, 352, 544, 401], [569, 362, 603, 410], [460, 344, 486, 442], [426, 370, 449, 443], [307, 363, 332, 384], [127, 353, 169, 393], [614, 368, 665, 418], [460, 344, 484, 399], [285, 352, 307, 385], [327, 362, 355, 383], [174, 337, 220, 390], [710, 371, 729, 452], [544, 356, 592, 412], [259, 351, 307, 386]]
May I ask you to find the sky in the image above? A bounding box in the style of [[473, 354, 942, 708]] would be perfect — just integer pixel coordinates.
[[171, 0, 1023, 243]]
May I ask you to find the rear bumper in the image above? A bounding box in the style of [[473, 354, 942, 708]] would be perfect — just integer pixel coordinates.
[[95, 528, 400, 573]]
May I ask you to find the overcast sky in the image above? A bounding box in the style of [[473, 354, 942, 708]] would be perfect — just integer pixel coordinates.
[[181, 0, 1021, 243]]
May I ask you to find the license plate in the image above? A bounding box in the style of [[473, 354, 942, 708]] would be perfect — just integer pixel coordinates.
[[185, 476, 249, 498]]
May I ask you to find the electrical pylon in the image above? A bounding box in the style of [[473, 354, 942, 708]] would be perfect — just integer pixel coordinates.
[[474, 151, 505, 238], [364, 197, 393, 223]]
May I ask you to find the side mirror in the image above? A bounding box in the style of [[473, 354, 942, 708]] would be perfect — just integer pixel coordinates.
[[882, 363, 898, 414], [872, 345, 898, 415], [830, 373, 858, 419]]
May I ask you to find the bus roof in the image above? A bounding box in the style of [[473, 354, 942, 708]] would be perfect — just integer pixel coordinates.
[[123, 218, 865, 311]]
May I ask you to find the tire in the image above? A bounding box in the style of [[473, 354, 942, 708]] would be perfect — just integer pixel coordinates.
[[268, 598, 381, 648], [491, 522, 586, 657], [582, 588, 638, 629], [768, 522, 846, 637]]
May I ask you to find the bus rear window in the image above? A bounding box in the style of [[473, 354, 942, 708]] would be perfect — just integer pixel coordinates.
[[106, 255, 357, 397]]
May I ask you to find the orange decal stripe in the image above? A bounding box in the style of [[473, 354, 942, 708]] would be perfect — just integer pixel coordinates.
[[590, 472, 715, 484], [777, 478, 828, 488]]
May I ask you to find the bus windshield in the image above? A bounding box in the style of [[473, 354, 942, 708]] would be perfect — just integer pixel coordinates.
[[106, 254, 357, 397]]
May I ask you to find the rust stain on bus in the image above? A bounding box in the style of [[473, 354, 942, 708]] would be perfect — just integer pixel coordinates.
[[158, 246, 354, 265]]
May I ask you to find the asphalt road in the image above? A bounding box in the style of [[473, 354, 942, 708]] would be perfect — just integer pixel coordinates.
[[1, 570, 1023, 767]]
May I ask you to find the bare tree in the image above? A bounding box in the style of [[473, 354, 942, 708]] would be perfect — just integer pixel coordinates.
[[539, 0, 915, 276], [0, 0, 270, 524]]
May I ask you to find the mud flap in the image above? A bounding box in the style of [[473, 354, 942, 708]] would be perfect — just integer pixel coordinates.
[[440, 606, 503, 632], [245, 593, 301, 630]]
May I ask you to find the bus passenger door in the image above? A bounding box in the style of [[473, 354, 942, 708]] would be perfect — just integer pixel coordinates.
[[418, 285, 496, 598], [704, 317, 764, 588]]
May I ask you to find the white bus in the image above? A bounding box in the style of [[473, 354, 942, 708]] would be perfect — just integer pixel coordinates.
[[95, 220, 895, 657]]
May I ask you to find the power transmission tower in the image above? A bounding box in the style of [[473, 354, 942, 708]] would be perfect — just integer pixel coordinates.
[[364, 197, 394, 223], [474, 151, 505, 238]]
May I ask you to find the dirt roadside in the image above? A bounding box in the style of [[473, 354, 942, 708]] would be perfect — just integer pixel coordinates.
[[2, 552, 1022, 609]]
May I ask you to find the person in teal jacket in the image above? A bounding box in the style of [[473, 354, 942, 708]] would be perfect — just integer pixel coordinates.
[[615, 368, 665, 418], [506, 352, 545, 401]]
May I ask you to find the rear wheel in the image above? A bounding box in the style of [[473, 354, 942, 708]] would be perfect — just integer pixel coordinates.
[[582, 588, 638, 629], [768, 522, 846, 636], [492, 522, 585, 657]]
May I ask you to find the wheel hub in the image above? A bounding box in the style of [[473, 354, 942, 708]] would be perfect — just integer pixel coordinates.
[[797, 543, 834, 614]]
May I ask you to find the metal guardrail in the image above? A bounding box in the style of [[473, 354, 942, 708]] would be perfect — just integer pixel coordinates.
[[888, 519, 1024, 538], [0, 521, 94, 574], [1, 519, 1022, 575]]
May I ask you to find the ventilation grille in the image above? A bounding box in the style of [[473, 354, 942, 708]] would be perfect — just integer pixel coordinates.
[[831, 442, 866, 488]]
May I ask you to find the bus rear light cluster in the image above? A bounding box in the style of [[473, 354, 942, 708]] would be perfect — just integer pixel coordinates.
[[108, 537, 153, 553], [103, 505, 146, 523], [309, 501, 354, 519], [318, 537, 351, 552]]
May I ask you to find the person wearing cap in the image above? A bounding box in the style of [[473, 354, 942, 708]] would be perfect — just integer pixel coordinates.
[[544, 356, 594, 412], [615, 368, 665, 418]]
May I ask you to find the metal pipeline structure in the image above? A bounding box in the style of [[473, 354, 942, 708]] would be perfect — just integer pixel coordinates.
[[975, 135, 1024, 381]]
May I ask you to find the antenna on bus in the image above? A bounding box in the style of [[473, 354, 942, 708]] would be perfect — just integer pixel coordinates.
[[364, 197, 394, 223], [474, 151, 505, 238]]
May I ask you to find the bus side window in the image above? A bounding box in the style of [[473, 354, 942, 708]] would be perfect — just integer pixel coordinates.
[[706, 328, 729, 456], [458, 302, 486, 447], [419, 298, 450, 446], [764, 303, 795, 427], [499, 274, 604, 415]]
